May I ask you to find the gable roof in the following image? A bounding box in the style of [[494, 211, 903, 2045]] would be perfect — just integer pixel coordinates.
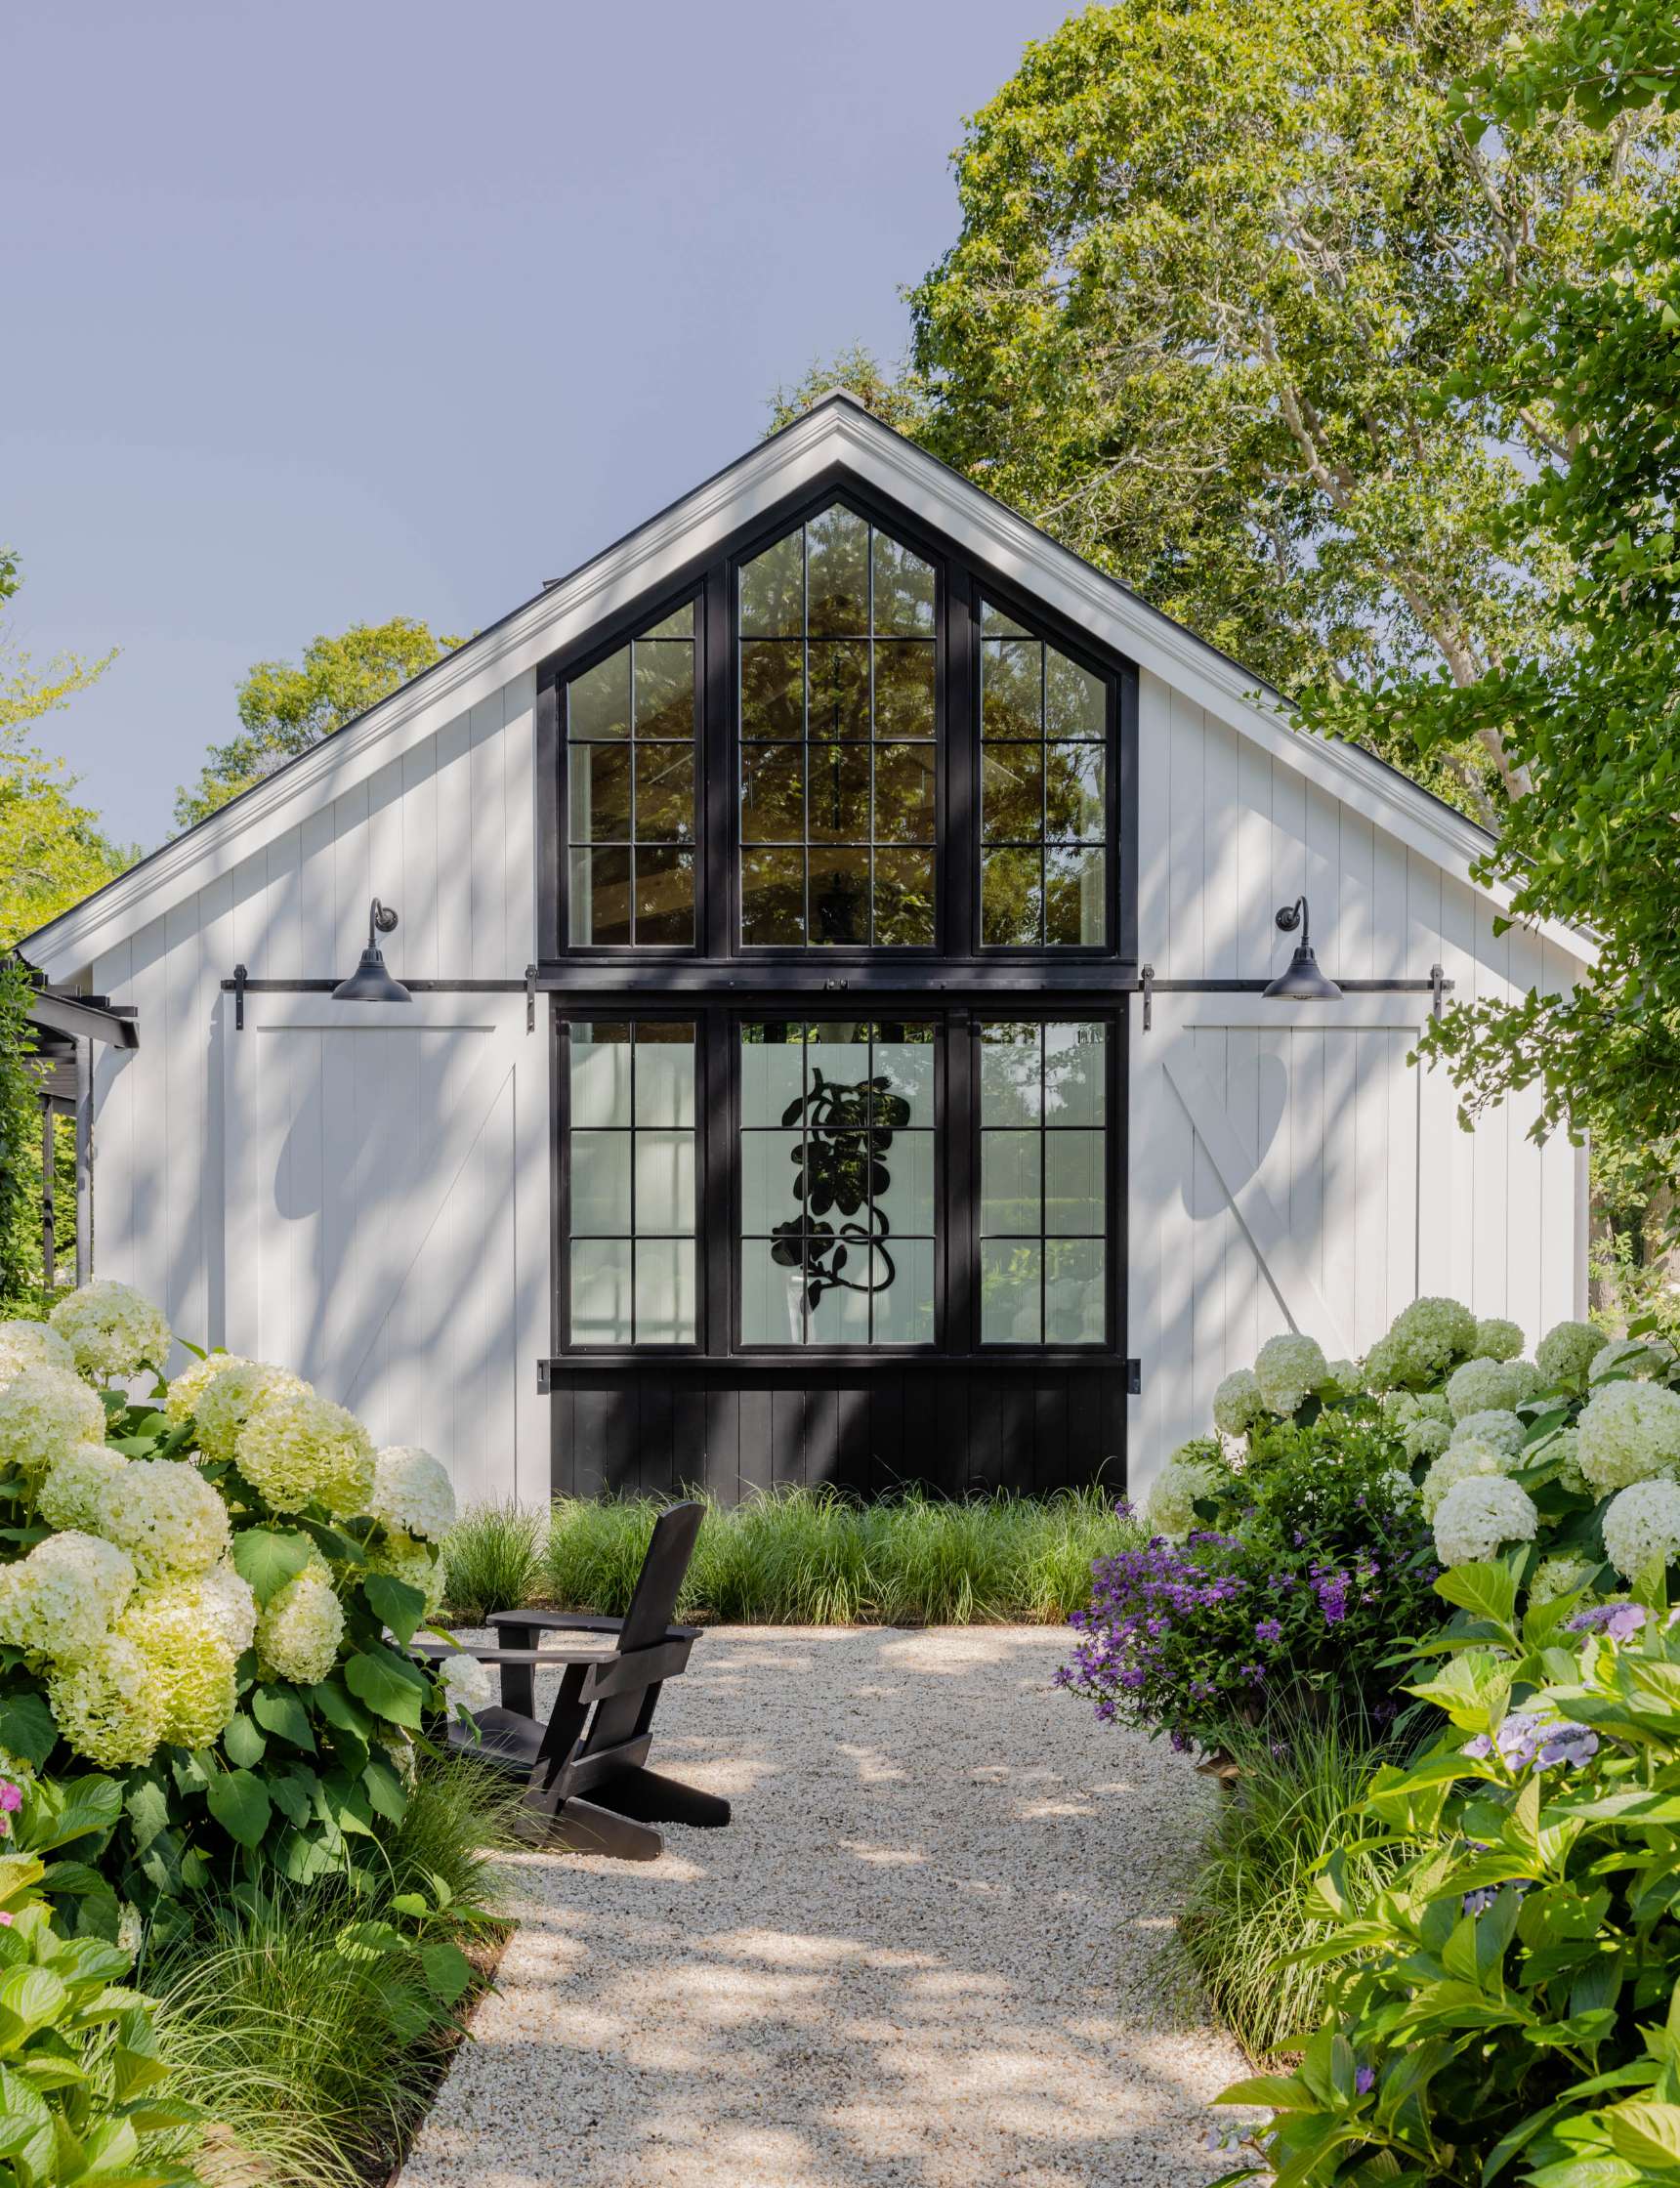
[[23, 391, 1583, 979]]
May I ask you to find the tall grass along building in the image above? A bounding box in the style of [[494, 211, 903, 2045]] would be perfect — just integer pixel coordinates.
[[19, 395, 1591, 1508]]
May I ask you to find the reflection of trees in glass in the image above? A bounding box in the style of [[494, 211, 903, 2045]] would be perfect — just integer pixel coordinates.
[[768, 1069, 912, 1315]]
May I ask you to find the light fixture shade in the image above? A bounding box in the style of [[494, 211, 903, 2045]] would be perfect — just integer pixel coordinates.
[[1263, 946, 1343, 1002], [331, 948, 411, 1004]]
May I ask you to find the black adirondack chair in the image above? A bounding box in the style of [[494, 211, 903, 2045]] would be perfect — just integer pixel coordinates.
[[416, 1499, 730, 1860]]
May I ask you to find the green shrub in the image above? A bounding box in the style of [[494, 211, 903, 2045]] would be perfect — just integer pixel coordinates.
[[440, 1501, 546, 1621]]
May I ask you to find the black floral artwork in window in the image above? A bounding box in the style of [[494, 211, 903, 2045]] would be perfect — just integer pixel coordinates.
[[768, 1069, 912, 1314]]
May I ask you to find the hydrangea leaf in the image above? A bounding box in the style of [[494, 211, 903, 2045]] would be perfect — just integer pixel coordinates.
[[343, 1650, 426, 1729], [0, 1694, 59, 1772], [122, 1780, 171, 1855], [251, 1685, 316, 1754], [1434, 1560, 1520, 1641], [364, 1574, 428, 1650], [419, 1938, 475, 2007], [203, 1768, 272, 1850], [231, 1528, 314, 1608], [268, 1771, 316, 1830], [361, 1755, 406, 1825], [221, 1714, 266, 1770]]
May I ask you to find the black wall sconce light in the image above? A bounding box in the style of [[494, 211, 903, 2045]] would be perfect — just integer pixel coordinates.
[[331, 899, 411, 1004], [1263, 896, 1343, 1002]]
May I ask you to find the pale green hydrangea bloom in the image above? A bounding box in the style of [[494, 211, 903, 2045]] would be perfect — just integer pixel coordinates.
[[257, 1565, 345, 1686], [37, 1442, 128, 1534], [1254, 1333, 1329, 1417], [192, 1362, 309, 1464], [1529, 1553, 1601, 1607], [0, 1322, 75, 1384], [1366, 1296, 1478, 1390], [0, 1531, 137, 1663], [367, 1447, 456, 1542], [1322, 1358, 1361, 1399], [47, 1632, 164, 1768], [1473, 1319, 1526, 1364], [1146, 1448, 1224, 1541], [1535, 1319, 1610, 1389], [1400, 1412, 1451, 1463], [163, 1351, 250, 1428], [1590, 1335, 1679, 1386], [1602, 1477, 1680, 1580], [0, 1368, 107, 1475], [236, 1391, 375, 1516], [96, 1458, 231, 1585], [1211, 1368, 1266, 1439], [1433, 1474, 1538, 1568], [1575, 1381, 1680, 1494], [1421, 1436, 1516, 1521], [1449, 1410, 1526, 1459], [1445, 1357, 1541, 1422], [438, 1651, 495, 1718], [49, 1281, 172, 1385], [367, 1529, 447, 1617], [196, 1565, 259, 1659], [117, 1586, 239, 1749]]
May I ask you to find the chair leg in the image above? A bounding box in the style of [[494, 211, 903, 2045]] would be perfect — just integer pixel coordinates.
[[593, 1766, 732, 1830], [548, 1795, 665, 1862]]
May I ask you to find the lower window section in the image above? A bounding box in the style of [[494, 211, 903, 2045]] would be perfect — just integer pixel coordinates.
[[567, 1022, 697, 1345], [977, 1020, 1108, 1345]]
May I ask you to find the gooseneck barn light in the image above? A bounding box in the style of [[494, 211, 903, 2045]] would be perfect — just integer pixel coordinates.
[[1263, 896, 1343, 1002], [331, 899, 411, 1004]]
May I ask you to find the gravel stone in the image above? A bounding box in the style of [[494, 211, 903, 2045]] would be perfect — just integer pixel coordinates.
[[399, 1625, 1248, 2187]]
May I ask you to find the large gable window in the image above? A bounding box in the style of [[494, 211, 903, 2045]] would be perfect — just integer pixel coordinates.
[[737, 506, 937, 947]]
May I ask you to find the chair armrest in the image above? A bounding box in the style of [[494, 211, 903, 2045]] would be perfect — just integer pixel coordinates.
[[411, 1639, 612, 1668], [488, 1609, 628, 1636]]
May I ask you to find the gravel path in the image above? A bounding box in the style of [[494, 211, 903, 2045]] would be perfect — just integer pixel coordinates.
[[399, 1625, 1247, 2188]]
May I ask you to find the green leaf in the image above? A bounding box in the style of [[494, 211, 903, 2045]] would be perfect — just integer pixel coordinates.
[[310, 1678, 374, 1740], [231, 1528, 315, 1607], [344, 1650, 427, 1728], [364, 1573, 428, 1649], [0, 1964, 66, 2040], [1434, 1559, 1519, 1637], [204, 1770, 273, 1850], [419, 1939, 476, 2006], [222, 1714, 267, 1770], [362, 1755, 407, 1825], [252, 1684, 316, 1753], [268, 1771, 317, 1830], [1604, 2099, 1680, 2168], [0, 1694, 58, 1771]]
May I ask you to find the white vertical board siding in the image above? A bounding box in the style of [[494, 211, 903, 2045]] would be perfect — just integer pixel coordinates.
[[1128, 673, 1588, 1498], [85, 673, 545, 1504]]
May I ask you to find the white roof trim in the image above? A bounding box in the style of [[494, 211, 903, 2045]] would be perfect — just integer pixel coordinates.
[[27, 395, 1590, 977]]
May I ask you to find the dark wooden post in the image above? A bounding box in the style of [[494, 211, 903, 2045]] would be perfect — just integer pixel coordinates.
[[39, 1096, 54, 1292], [74, 1038, 93, 1287]]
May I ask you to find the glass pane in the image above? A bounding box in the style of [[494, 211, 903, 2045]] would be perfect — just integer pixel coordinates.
[[801, 1024, 871, 1106], [981, 1131, 1041, 1236], [873, 1238, 935, 1344], [633, 642, 693, 740], [874, 744, 937, 844], [807, 1256, 873, 1345], [1045, 649, 1106, 740], [872, 850, 934, 946], [569, 847, 631, 946], [741, 745, 804, 843], [1045, 742, 1103, 841], [981, 601, 1028, 637], [570, 1131, 632, 1234], [980, 1023, 1041, 1125], [635, 1131, 695, 1235], [738, 1024, 807, 1126], [808, 641, 870, 741], [982, 848, 1042, 946], [806, 744, 871, 843], [741, 1131, 805, 1233], [568, 743, 631, 843], [982, 641, 1041, 739], [982, 745, 1043, 844], [740, 641, 803, 739], [567, 648, 630, 740], [570, 1239, 633, 1345], [739, 531, 803, 637], [569, 1025, 633, 1127], [644, 603, 693, 640], [808, 848, 869, 945], [872, 643, 935, 739], [632, 848, 694, 945], [1046, 1240, 1105, 1344], [632, 1028, 695, 1128], [741, 1238, 805, 1344], [1045, 846, 1106, 947], [1043, 1023, 1106, 1126], [981, 1241, 1041, 1344], [634, 1239, 695, 1344], [741, 849, 806, 945], [633, 745, 693, 843], [876, 1129, 935, 1236], [1045, 1132, 1105, 1235], [806, 506, 870, 637], [871, 534, 935, 635], [871, 1030, 935, 1121]]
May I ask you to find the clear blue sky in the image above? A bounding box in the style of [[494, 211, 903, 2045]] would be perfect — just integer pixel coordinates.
[[4, 1, 1069, 850]]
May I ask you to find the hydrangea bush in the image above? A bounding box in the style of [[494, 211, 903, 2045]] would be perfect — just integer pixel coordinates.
[[0, 1283, 472, 1930]]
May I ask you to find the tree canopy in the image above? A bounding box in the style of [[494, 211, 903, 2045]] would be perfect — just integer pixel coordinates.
[[173, 614, 464, 831]]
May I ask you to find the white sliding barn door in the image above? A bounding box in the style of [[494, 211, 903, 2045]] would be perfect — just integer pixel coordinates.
[[222, 995, 549, 1509], [1128, 991, 1449, 1493]]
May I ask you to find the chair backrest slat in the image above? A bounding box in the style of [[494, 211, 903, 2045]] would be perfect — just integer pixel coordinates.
[[580, 1501, 704, 1756]]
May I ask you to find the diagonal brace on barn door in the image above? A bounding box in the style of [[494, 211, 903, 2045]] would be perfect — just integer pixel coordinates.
[[1159, 1039, 1352, 1358]]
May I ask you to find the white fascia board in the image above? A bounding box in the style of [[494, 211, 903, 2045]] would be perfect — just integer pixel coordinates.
[[29, 397, 1592, 980]]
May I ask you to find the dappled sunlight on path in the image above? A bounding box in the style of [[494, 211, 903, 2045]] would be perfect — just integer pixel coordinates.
[[399, 1627, 1244, 2187]]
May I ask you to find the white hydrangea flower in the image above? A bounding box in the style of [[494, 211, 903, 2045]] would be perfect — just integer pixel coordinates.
[[1535, 1319, 1611, 1388], [1449, 1410, 1527, 1460], [1545, 1424, 1589, 1496], [0, 1368, 107, 1475], [1382, 1466, 1418, 1507], [192, 1362, 310, 1464], [46, 1631, 163, 1768], [1211, 1368, 1266, 1439], [1371, 1296, 1478, 1389], [1589, 1335, 1679, 1386], [1473, 1318, 1526, 1364], [117, 1586, 239, 1749], [1576, 1381, 1680, 1494], [1529, 1553, 1601, 1607], [1603, 1477, 1680, 1581], [367, 1529, 447, 1617], [0, 1531, 136, 1663], [1322, 1358, 1362, 1399], [236, 1390, 375, 1516], [96, 1458, 231, 1585], [1146, 1448, 1224, 1541], [116, 1904, 144, 1958], [1446, 1357, 1541, 1422], [196, 1564, 259, 1659], [163, 1351, 250, 1428], [48, 1281, 172, 1385], [1421, 1436, 1517, 1521], [1433, 1474, 1539, 1567], [438, 1651, 495, 1718], [257, 1565, 345, 1686], [37, 1442, 128, 1533], [367, 1447, 455, 1541], [0, 1322, 75, 1384], [1400, 1413, 1452, 1463], [1254, 1333, 1329, 1417]]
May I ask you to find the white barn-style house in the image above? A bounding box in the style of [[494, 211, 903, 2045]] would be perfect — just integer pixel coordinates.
[[21, 395, 1590, 1511]]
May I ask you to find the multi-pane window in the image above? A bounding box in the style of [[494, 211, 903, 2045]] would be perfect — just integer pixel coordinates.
[[738, 1022, 936, 1344], [979, 605, 1108, 947], [567, 1023, 697, 1344], [978, 1021, 1107, 1344], [738, 507, 937, 947], [567, 604, 696, 945]]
